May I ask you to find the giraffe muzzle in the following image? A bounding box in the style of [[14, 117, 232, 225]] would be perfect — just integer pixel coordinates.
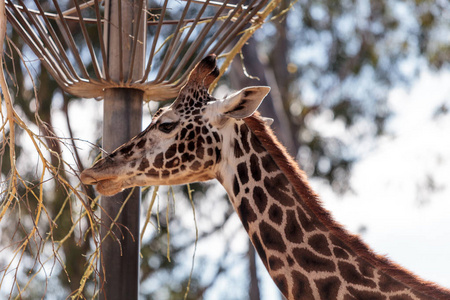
[[80, 169, 118, 185], [80, 170, 124, 196]]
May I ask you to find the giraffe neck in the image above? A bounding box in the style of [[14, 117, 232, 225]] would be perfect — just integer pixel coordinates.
[[215, 114, 449, 300]]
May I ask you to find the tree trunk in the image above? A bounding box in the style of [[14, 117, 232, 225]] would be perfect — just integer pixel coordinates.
[[248, 239, 261, 300], [230, 38, 297, 155]]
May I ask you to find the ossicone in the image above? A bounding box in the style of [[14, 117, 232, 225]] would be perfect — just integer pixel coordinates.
[[186, 54, 219, 88]]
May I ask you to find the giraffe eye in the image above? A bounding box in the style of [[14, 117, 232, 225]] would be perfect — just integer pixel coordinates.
[[159, 122, 178, 133]]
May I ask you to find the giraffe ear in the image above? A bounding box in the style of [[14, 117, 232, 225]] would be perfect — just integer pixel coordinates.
[[218, 86, 271, 119]]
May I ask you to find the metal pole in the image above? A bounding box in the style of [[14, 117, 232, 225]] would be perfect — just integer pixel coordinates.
[[101, 1, 146, 299]]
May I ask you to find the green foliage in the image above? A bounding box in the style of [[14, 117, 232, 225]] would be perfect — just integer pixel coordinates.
[[262, 0, 449, 193]]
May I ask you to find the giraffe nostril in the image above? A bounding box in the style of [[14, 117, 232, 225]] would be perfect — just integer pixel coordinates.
[[80, 171, 98, 185]]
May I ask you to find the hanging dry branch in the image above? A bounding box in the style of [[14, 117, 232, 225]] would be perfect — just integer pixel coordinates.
[[1, 6, 100, 296], [1, 0, 285, 298]]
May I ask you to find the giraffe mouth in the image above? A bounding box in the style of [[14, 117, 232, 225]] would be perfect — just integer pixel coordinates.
[[95, 179, 124, 196], [80, 171, 124, 196], [80, 171, 117, 185]]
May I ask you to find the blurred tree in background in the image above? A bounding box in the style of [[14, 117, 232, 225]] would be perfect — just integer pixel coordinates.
[[1, 0, 448, 299], [256, 0, 449, 194]]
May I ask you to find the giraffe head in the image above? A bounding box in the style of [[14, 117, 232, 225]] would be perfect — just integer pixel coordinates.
[[80, 55, 270, 195]]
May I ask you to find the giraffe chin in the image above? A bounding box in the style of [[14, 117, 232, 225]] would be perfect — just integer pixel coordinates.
[[95, 180, 124, 196]]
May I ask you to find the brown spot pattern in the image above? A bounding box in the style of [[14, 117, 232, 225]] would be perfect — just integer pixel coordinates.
[[240, 124, 250, 153], [284, 210, 303, 244], [338, 261, 376, 288], [268, 256, 285, 272], [261, 154, 278, 173], [274, 275, 289, 297], [264, 175, 295, 206], [180, 128, 187, 139], [237, 162, 249, 185], [252, 233, 267, 267], [315, 276, 341, 300], [308, 234, 332, 256], [136, 138, 146, 149], [234, 138, 244, 158], [138, 158, 149, 171], [250, 132, 265, 153], [259, 221, 287, 252], [291, 270, 314, 300], [120, 143, 135, 156], [330, 235, 354, 254], [293, 248, 335, 273], [165, 144, 177, 159], [204, 160, 213, 169], [249, 154, 261, 181], [233, 176, 240, 196], [390, 295, 415, 300], [287, 255, 295, 266], [145, 168, 159, 177], [238, 197, 257, 231], [379, 274, 407, 293], [296, 207, 316, 232], [268, 204, 283, 225], [154, 153, 164, 168], [347, 286, 387, 300], [165, 158, 179, 169], [190, 161, 201, 171], [215, 147, 221, 163], [356, 257, 375, 279], [333, 247, 350, 259], [253, 186, 267, 213]]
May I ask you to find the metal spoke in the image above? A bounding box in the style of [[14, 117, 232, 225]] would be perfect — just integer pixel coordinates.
[[5, 0, 275, 99]]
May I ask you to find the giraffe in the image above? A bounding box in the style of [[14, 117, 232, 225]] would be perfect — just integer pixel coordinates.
[[80, 55, 450, 300]]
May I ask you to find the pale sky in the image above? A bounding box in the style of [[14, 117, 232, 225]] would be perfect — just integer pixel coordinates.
[[313, 69, 450, 288], [248, 69, 450, 300]]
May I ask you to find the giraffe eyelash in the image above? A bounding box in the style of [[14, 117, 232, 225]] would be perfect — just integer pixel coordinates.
[[158, 121, 179, 133]]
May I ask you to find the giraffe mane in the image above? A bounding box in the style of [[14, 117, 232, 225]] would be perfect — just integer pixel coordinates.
[[244, 112, 450, 299]]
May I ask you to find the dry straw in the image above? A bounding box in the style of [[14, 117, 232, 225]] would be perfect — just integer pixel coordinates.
[[1, 0, 282, 298]]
